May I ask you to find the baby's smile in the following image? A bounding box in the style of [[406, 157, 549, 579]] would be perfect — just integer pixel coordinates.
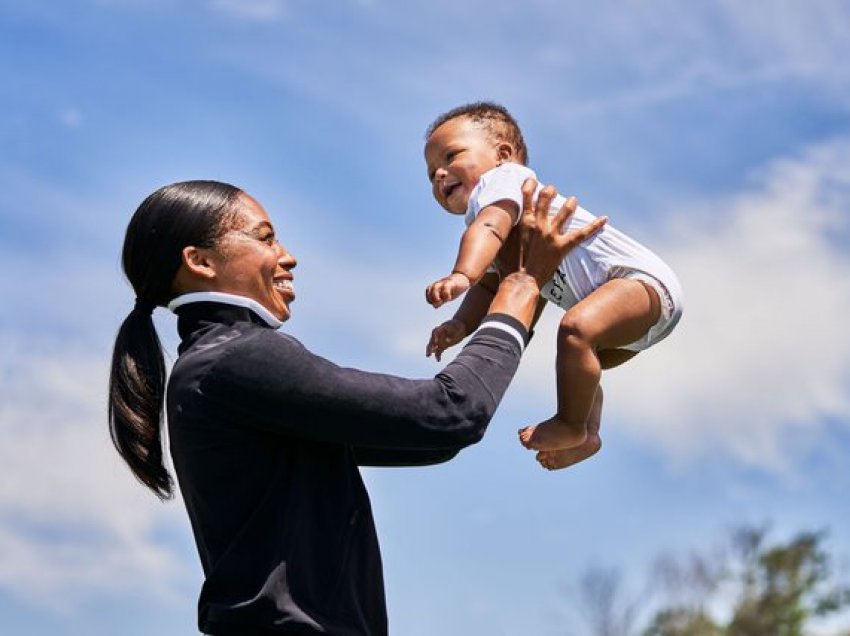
[[440, 180, 461, 201]]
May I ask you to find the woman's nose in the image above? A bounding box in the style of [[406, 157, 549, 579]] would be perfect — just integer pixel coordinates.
[[277, 244, 297, 268]]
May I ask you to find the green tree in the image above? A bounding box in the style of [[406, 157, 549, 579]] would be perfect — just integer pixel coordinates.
[[571, 525, 850, 636], [724, 527, 850, 636], [644, 608, 721, 636], [643, 525, 850, 636]]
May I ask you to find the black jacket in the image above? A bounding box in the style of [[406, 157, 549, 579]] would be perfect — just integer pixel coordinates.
[[166, 300, 527, 635]]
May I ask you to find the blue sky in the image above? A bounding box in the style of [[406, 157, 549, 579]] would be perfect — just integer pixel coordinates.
[[2, 1, 850, 634]]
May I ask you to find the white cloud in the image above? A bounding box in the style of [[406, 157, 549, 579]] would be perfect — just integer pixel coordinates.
[[196, 0, 850, 151], [0, 337, 191, 610], [513, 137, 850, 473], [530, 0, 850, 121]]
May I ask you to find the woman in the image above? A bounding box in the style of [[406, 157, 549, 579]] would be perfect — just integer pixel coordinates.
[[108, 179, 604, 635]]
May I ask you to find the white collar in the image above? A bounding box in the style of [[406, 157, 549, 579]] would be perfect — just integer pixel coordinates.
[[167, 291, 283, 329]]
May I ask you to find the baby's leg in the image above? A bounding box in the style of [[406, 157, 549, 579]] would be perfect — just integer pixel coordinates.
[[537, 387, 603, 470], [518, 278, 660, 451], [598, 348, 638, 370]]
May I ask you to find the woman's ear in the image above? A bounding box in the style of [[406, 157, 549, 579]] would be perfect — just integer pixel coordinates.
[[181, 245, 218, 280]]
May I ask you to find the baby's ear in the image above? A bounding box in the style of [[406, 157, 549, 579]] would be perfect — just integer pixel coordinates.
[[496, 142, 515, 163]]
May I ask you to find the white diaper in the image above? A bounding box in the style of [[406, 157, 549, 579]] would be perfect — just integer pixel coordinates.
[[612, 267, 683, 352]]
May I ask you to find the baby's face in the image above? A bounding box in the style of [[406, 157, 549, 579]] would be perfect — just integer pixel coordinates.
[[424, 117, 502, 215]]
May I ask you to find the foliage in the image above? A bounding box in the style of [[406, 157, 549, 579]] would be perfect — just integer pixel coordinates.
[[643, 608, 722, 636], [574, 525, 850, 636], [719, 527, 850, 636]]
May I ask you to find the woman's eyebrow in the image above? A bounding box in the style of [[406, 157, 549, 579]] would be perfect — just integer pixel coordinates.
[[241, 221, 274, 237]]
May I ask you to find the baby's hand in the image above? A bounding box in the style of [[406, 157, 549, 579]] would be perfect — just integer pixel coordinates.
[[426, 318, 467, 361], [425, 272, 471, 308]]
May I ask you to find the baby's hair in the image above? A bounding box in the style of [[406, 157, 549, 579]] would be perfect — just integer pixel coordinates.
[[426, 101, 528, 165]]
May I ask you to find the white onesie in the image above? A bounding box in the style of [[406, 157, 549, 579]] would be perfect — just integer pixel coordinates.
[[466, 163, 683, 351]]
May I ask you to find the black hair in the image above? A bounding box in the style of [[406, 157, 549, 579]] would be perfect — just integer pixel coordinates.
[[425, 101, 529, 165], [108, 180, 242, 499]]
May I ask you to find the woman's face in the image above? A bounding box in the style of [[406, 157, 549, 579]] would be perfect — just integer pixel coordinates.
[[208, 193, 297, 321]]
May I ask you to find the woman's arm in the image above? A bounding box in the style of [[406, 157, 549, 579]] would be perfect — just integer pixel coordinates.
[[199, 182, 604, 455], [356, 185, 603, 464], [204, 314, 526, 451]]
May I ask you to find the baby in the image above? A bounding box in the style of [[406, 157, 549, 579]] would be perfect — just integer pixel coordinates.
[[423, 102, 683, 470]]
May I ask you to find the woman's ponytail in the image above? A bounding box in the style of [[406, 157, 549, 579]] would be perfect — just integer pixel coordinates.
[[108, 304, 172, 499], [108, 180, 241, 499]]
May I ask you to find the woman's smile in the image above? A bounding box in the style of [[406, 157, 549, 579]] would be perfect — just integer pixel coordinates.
[[273, 276, 295, 300], [207, 193, 298, 322]]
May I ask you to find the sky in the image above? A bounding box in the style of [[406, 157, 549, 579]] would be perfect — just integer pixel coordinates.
[[1, 0, 849, 634]]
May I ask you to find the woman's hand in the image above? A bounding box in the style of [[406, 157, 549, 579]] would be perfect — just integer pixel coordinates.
[[487, 179, 606, 330], [517, 178, 607, 288]]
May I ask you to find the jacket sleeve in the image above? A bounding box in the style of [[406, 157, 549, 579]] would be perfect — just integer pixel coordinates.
[[200, 315, 527, 452]]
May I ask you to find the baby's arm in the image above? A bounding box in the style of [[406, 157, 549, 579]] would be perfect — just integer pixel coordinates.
[[426, 273, 498, 360], [426, 201, 517, 308]]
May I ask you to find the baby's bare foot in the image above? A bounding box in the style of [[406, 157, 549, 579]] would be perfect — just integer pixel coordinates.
[[536, 435, 602, 470], [518, 416, 587, 451]]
